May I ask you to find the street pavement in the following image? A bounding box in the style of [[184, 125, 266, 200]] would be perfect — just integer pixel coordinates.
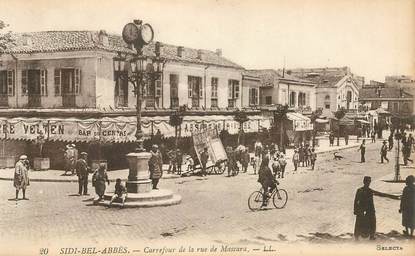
[[1, 137, 414, 252]]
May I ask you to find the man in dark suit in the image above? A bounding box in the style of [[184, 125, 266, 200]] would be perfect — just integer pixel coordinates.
[[76, 152, 90, 195]]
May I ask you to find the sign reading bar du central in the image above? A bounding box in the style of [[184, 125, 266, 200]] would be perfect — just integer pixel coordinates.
[[192, 128, 227, 167]]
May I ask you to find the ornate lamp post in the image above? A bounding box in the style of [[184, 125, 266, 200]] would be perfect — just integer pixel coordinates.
[[121, 20, 165, 193]]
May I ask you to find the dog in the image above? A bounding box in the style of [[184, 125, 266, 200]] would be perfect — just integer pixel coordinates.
[[333, 152, 344, 160]]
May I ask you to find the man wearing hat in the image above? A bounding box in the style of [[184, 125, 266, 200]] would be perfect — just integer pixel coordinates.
[[148, 145, 163, 189], [64, 144, 78, 176], [76, 152, 90, 195], [292, 148, 299, 172], [13, 155, 30, 200], [380, 140, 389, 164]]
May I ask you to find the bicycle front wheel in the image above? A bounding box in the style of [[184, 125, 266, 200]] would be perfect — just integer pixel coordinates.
[[248, 191, 264, 211], [272, 189, 288, 209]]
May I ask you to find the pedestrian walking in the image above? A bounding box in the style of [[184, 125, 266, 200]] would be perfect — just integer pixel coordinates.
[[13, 155, 30, 201], [226, 147, 237, 177], [254, 139, 263, 174], [399, 175, 415, 237], [92, 163, 110, 203], [298, 145, 304, 167], [278, 153, 287, 178], [310, 148, 317, 170], [109, 178, 127, 208], [176, 149, 183, 174], [241, 148, 250, 173], [304, 144, 310, 167], [149, 145, 163, 189], [388, 134, 394, 151], [292, 149, 299, 172], [353, 176, 382, 240], [64, 144, 78, 176], [167, 149, 175, 174], [200, 147, 209, 177], [358, 139, 366, 163], [184, 155, 194, 173], [380, 140, 389, 163], [329, 132, 335, 146], [76, 152, 90, 195]]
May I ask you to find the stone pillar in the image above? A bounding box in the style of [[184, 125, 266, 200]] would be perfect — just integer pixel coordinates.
[[126, 152, 152, 193]]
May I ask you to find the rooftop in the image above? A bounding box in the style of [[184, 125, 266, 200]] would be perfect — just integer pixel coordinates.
[[2, 31, 243, 69], [245, 69, 315, 87], [359, 87, 413, 99]]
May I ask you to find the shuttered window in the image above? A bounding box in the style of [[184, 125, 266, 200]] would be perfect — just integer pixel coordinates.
[[54, 69, 61, 95], [40, 70, 47, 96], [21, 70, 28, 95], [7, 70, 15, 96]]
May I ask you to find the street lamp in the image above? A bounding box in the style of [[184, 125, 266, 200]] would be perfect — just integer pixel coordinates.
[[121, 20, 164, 152], [120, 19, 165, 193]]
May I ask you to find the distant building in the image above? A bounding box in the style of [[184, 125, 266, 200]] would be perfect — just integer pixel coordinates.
[[245, 69, 317, 112], [384, 75, 415, 114], [287, 67, 360, 116], [359, 87, 413, 116]]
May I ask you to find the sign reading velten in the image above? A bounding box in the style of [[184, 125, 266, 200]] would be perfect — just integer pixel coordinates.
[[192, 128, 227, 167]]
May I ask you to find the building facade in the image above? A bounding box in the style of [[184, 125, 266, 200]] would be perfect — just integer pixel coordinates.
[[287, 67, 360, 116], [245, 69, 317, 112], [359, 87, 413, 116], [384, 75, 415, 115], [0, 30, 269, 169]]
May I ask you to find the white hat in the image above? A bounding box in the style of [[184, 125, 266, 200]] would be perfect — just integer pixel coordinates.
[[19, 155, 28, 160]]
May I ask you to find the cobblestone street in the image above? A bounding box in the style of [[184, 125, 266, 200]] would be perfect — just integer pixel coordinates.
[[0, 140, 414, 252]]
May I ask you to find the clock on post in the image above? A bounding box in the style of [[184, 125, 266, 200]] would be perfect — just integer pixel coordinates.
[[122, 20, 154, 49]]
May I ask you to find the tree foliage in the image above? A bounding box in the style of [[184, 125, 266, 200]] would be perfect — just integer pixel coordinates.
[[0, 20, 14, 53], [334, 107, 346, 120]]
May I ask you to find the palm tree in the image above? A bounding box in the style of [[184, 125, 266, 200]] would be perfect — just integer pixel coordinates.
[[334, 108, 346, 146], [234, 109, 249, 145]]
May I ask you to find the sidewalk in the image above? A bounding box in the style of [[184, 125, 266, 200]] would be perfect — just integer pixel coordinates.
[[0, 136, 374, 183], [371, 166, 415, 197], [0, 165, 181, 183]]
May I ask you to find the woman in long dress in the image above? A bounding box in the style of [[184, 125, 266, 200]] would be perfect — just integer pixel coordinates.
[[399, 175, 415, 237], [14, 155, 30, 200], [92, 163, 109, 203]]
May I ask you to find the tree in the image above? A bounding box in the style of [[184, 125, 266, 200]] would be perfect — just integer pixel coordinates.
[[234, 109, 248, 145], [0, 20, 14, 53], [310, 109, 323, 148], [334, 108, 346, 146], [273, 104, 289, 153], [169, 105, 186, 166]]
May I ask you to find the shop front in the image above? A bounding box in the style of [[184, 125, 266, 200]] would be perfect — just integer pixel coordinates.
[[0, 114, 271, 170]]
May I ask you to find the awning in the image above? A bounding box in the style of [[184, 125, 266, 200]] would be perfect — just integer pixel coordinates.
[[315, 118, 329, 124], [357, 119, 370, 124], [0, 114, 273, 143], [286, 112, 313, 131]]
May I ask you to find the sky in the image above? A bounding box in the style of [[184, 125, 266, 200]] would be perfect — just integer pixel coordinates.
[[0, 0, 414, 82]]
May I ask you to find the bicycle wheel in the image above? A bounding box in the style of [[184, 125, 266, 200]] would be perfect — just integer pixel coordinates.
[[248, 191, 264, 211], [272, 189, 288, 209]]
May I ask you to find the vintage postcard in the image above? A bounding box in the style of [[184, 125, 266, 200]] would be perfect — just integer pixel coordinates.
[[0, 0, 414, 255]]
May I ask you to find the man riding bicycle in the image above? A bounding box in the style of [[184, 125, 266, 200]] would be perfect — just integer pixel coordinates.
[[258, 156, 279, 207]]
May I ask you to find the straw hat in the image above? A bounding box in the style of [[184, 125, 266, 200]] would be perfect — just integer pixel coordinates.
[[19, 155, 28, 160]]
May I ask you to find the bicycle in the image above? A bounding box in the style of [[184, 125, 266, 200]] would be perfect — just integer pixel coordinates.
[[248, 185, 288, 211]]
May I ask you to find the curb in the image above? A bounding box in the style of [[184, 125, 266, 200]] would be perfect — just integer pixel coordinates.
[[0, 174, 182, 183]]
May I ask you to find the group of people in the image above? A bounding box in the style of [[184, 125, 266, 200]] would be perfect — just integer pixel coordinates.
[[75, 152, 127, 207], [354, 175, 415, 240], [292, 144, 317, 171]]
